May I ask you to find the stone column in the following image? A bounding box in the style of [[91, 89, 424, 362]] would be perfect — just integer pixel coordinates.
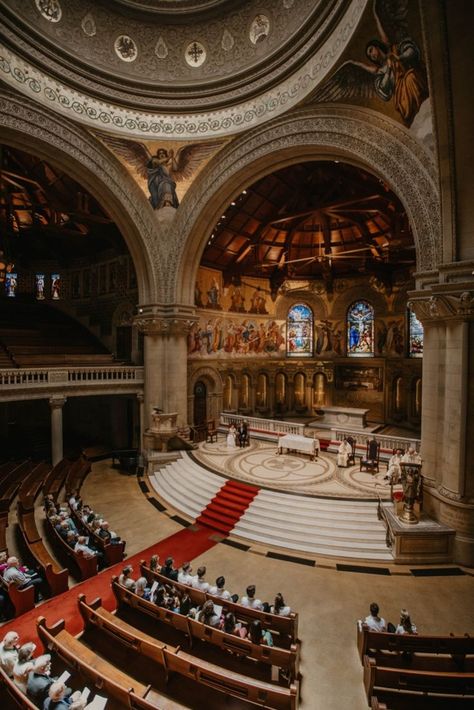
[[409, 285, 474, 565], [136, 392, 144, 450], [49, 396, 66, 466], [134, 310, 196, 431]]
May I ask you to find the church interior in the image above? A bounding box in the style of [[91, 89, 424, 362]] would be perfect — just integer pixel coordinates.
[[0, 1, 473, 708]]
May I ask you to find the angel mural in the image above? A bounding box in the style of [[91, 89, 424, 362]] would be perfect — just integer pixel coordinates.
[[313, 0, 428, 127], [97, 134, 223, 210]]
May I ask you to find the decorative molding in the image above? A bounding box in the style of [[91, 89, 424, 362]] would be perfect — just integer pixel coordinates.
[[134, 314, 197, 336], [49, 395, 67, 408], [170, 106, 440, 304], [408, 291, 474, 323], [0, 1, 366, 139]]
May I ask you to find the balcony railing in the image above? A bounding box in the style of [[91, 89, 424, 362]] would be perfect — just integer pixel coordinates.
[[0, 366, 144, 396]]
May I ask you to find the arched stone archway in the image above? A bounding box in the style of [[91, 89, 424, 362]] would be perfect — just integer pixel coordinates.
[[188, 365, 223, 425], [0, 91, 160, 303], [169, 105, 440, 305]]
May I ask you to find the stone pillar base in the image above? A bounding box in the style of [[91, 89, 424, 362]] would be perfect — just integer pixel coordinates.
[[423, 488, 474, 567]]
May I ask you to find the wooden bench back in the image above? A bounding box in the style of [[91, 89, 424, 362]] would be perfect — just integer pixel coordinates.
[[42, 458, 70, 499], [112, 579, 299, 679], [364, 655, 474, 703], [79, 595, 299, 710], [65, 457, 91, 499], [357, 622, 474, 664], [45, 514, 97, 580], [140, 562, 299, 641], [18, 461, 51, 509], [0, 666, 38, 709], [69, 505, 125, 566]]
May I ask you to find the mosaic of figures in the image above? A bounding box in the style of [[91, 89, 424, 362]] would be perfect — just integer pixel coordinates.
[[188, 317, 285, 358], [195, 269, 275, 315]]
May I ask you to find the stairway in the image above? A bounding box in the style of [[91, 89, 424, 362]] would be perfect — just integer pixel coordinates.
[[150, 453, 392, 561]]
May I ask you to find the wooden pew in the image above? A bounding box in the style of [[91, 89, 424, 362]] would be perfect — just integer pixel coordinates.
[[0, 574, 35, 617], [18, 461, 51, 509], [69, 505, 125, 567], [79, 594, 299, 710], [36, 616, 187, 710], [64, 457, 91, 499], [370, 691, 474, 709], [0, 666, 38, 709], [0, 460, 34, 513], [364, 654, 474, 706], [42, 458, 71, 501], [45, 514, 97, 581], [112, 579, 300, 682], [357, 622, 474, 666], [140, 562, 299, 643], [17, 501, 69, 596]]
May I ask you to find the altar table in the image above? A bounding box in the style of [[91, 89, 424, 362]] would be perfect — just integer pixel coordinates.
[[277, 434, 319, 460]]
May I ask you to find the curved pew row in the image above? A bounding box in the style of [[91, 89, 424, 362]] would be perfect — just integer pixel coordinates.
[[42, 458, 71, 502], [0, 666, 38, 709], [45, 513, 98, 581], [112, 579, 300, 683], [64, 457, 92, 499], [80, 594, 299, 710], [140, 562, 299, 644], [68, 504, 126, 567]]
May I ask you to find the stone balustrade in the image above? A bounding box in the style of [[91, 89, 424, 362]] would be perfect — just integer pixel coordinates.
[[220, 412, 305, 437], [332, 429, 421, 455], [0, 366, 144, 400]]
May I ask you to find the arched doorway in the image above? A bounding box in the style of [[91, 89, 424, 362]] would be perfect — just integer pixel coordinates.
[[193, 381, 207, 426]]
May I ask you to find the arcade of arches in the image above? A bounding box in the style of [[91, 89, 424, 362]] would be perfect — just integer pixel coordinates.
[[0, 0, 474, 705]]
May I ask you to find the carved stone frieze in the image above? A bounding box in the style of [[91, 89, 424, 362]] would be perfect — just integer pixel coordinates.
[[408, 290, 474, 323], [169, 106, 440, 304], [135, 314, 197, 336], [0, 1, 366, 139]]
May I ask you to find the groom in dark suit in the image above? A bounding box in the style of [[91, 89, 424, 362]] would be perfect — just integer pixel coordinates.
[[237, 420, 249, 448]]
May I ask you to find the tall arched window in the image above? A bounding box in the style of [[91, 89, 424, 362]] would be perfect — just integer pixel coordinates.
[[287, 303, 313, 357], [347, 301, 374, 357], [240, 374, 250, 409], [409, 309, 424, 357], [256, 373, 268, 408]]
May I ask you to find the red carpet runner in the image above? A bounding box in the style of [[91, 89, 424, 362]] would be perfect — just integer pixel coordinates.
[[2, 479, 259, 645], [196, 479, 259, 535]]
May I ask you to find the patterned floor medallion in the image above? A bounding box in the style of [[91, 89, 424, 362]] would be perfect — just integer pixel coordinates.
[[195, 440, 395, 500]]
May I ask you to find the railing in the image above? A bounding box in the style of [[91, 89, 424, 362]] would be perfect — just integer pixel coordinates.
[[0, 366, 144, 395], [331, 429, 420, 453], [220, 412, 305, 437]]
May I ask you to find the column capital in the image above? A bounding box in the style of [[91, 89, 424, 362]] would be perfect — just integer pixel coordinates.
[[134, 313, 197, 336], [49, 396, 67, 409], [408, 289, 474, 324]]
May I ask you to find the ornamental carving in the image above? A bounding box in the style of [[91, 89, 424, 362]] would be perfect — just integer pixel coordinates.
[[408, 291, 474, 323], [168, 106, 440, 304], [0, 1, 366, 139], [134, 315, 197, 336]]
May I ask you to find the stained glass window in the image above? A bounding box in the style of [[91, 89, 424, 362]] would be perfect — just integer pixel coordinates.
[[5, 272, 17, 298], [51, 273, 61, 300], [409, 310, 423, 357], [35, 273, 45, 300], [347, 301, 374, 357], [287, 303, 313, 357]]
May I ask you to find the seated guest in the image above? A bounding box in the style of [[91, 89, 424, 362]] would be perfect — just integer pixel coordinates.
[[118, 565, 136, 591], [59, 511, 77, 533], [396, 608, 417, 635], [3, 557, 43, 602], [401, 447, 422, 464], [0, 551, 30, 576], [98, 521, 121, 543], [337, 438, 352, 467], [271, 592, 291, 617], [74, 536, 95, 559], [220, 612, 247, 638], [27, 654, 56, 706], [68, 491, 82, 511], [385, 449, 403, 483], [65, 531, 78, 549], [178, 562, 193, 585], [197, 600, 220, 628], [364, 602, 387, 632], [179, 591, 192, 616], [44, 680, 84, 710], [149, 554, 159, 572], [161, 556, 178, 581], [240, 585, 263, 610], [0, 631, 20, 677], [13, 641, 36, 693], [44, 495, 59, 515], [191, 566, 210, 592], [249, 620, 273, 646], [134, 576, 150, 599], [58, 521, 71, 541], [209, 575, 232, 600]]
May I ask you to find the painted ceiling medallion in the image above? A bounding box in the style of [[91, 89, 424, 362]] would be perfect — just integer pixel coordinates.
[[155, 36, 169, 59], [221, 28, 234, 52], [185, 41, 206, 67], [35, 0, 62, 23], [249, 14, 270, 45], [81, 13, 96, 38], [114, 35, 138, 62]]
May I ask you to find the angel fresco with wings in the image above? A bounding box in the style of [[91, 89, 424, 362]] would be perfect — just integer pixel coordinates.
[[98, 134, 223, 210], [313, 0, 428, 127]]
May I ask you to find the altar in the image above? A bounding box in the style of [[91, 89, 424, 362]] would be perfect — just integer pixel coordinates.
[[309, 406, 370, 431], [277, 434, 319, 460]]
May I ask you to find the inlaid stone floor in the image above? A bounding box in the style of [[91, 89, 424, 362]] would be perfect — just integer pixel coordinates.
[[193, 439, 395, 499]]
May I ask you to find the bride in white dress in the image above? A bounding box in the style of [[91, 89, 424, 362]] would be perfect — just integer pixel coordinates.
[[227, 424, 237, 448]]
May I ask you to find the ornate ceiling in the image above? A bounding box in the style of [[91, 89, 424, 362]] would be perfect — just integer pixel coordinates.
[[200, 160, 415, 292], [0, 0, 368, 138]]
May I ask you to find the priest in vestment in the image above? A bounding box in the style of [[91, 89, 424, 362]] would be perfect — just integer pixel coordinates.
[[337, 439, 352, 467]]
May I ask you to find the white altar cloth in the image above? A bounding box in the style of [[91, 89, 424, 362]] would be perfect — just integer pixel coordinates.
[[278, 434, 319, 459]]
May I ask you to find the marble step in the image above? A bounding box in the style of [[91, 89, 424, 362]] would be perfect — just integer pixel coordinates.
[[239, 506, 385, 534], [232, 514, 386, 542]]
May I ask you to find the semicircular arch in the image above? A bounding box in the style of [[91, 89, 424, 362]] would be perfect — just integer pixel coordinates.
[[0, 91, 160, 303], [169, 105, 440, 306]]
